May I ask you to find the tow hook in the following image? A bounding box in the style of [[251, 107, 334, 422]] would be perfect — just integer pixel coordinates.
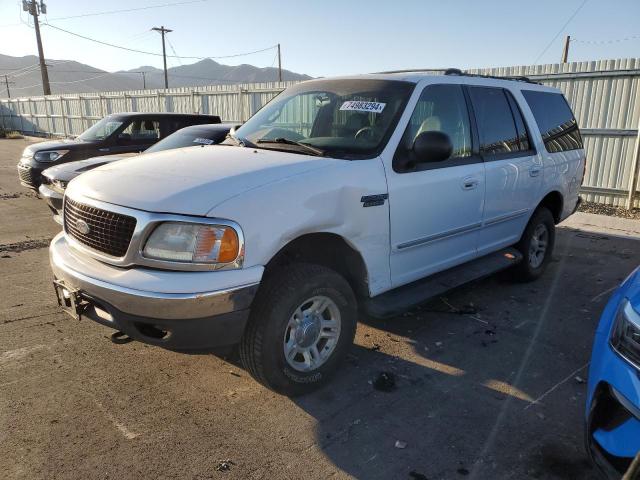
[[110, 331, 134, 345]]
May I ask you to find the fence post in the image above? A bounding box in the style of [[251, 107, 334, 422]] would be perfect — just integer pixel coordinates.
[[627, 124, 640, 209], [45, 97, 53, 137], [157, 91, 162, 111], [60, 97, 67, 137], [28, 98, 35, 135], [18, 100, 24, 133]]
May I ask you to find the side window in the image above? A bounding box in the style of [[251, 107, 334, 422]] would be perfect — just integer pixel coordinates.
[[394, 84, 472, 170], [468, 87, 526, 156], [505, 91, 532, 152], [161, 119, 188, 138], [522, 90, 583, 153], [121, 118, 160, 143]]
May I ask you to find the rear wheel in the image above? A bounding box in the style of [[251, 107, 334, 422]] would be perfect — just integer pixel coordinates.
[[512, 207, 556, 282], [239, 263, 357, 396]]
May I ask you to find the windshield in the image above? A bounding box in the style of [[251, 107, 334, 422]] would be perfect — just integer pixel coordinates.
[[145, 128, 228, 153], [232, 79, 415, 159], [78, 117, 124, 141]]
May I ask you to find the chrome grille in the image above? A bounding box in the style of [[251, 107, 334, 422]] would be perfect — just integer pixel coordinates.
[[64, 198, 136, 257]]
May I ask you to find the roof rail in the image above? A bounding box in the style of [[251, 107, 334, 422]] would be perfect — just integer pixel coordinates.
[[373, 68, 446, 74], [444, 68, 539, 84]]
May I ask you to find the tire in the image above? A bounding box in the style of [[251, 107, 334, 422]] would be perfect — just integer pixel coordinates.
[[512, 207, 556, 282], [239, 263, 357, 396]]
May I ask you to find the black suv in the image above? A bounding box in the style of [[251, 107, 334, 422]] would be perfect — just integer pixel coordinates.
[[17, 112, 221, 190]]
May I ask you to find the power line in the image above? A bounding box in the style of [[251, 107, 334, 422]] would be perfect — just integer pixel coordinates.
[[533, 0, 589, 65], [46, 0, 208, 21], [572, 33, 640, 45], [167, 38, 183, 67], [42, 22, 278, 60]]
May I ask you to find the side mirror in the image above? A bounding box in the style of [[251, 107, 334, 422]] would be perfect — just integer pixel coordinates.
[[413, 131, 453, 164]]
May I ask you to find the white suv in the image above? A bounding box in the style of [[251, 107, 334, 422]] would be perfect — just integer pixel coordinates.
[[50, 71, 585, 395]]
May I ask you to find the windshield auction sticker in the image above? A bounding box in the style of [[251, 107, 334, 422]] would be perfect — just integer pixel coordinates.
[[340, 101, 386, 114], [193, 137, 215, 145]]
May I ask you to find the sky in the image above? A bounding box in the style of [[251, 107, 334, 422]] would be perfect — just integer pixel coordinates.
[[0, 0, 639, 77]]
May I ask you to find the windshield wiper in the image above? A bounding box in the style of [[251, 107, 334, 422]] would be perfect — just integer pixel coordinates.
[[257, 137, 325, 157], [226, 133, 257, 148]]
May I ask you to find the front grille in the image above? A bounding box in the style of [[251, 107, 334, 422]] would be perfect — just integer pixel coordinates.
[[64, 198, 137, 257], [17, 166, 37, 188]]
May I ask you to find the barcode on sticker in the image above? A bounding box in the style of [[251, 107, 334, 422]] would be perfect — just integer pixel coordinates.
[[340, 101, 386, 114], [193, 137, 214, 145]]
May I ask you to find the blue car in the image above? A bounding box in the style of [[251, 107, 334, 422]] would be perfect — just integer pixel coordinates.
[[587, 265, 640, 477]]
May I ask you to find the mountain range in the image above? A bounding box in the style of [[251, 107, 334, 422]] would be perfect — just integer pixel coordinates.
[[0, 53, 312, 98]]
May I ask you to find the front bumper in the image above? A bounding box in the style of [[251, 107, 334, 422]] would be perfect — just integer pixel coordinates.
[[38, 183, 64, 224], [50, 232, 263, 350], [586, 300, 640, 477], [17, 162, 44, 190]]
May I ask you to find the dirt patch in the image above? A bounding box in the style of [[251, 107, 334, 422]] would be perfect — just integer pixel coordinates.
[[578, 200, 640, 220], [0, 238, 53, 253], [0, 193, 21, 200]]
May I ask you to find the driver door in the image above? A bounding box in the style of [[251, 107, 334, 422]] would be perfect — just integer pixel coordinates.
[[384, 84, 485, 288]]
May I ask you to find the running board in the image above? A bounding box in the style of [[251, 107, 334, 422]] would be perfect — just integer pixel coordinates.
[[363, 248, 523, 319]]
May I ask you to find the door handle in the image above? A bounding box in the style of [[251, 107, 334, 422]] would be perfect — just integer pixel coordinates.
[[529, 166, 541, 177], [462, 177, 479, 190]]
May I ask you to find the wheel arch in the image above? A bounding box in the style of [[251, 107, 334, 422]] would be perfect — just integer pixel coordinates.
[[537, 190, 564, 224], [264, 232, 370, 299]]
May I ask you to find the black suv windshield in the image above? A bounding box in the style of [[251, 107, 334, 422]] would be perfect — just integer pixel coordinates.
[[231, 79, 415, 159], [78, 116, 124, 141]]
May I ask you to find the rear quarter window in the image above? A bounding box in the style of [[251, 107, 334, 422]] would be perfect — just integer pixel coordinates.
[[521, 90, 583, 153]]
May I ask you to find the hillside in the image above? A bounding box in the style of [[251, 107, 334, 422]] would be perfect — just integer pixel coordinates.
[[0, 54, 311, 98]]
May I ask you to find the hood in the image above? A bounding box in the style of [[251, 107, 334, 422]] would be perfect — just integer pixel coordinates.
[[24, 138, 87, 156], [42, 153, 137, 182], [66, 145, 336, 216]]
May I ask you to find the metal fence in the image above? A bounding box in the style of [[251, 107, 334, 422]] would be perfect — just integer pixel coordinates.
[[1, 58, 639, 208]]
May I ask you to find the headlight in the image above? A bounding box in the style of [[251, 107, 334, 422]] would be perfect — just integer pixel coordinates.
[[610, 298, 640, 368], [142, 222, 241, 265], [34, 150, 69, 162]]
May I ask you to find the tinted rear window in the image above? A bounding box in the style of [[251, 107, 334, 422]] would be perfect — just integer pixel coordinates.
[[468, 87, 527, 155], [522, 90, 583, 153]]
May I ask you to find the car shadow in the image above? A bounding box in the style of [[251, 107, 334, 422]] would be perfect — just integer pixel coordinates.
[[218, 224, 636, 479]]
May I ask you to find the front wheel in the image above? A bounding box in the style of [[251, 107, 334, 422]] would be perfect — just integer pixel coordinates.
[[239, 263, 357, 396], [512, 207, 556, 282]]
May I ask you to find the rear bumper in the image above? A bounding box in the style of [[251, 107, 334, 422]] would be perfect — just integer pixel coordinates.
[[50, 232, 263, 350]]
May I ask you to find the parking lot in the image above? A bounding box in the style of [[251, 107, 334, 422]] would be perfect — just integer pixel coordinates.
[[1, 137, 639, 480]]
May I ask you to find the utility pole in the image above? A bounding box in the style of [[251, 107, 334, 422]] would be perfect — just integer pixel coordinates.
[[277, 43, 282, 82], [3, 75, 15, 98], [561, 35, 571, 63], [152, 26, 172, 89], [23, 0, 51, 95], [141, 71, 146, 89]]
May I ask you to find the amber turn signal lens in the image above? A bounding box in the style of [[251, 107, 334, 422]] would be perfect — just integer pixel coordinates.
[[218, 227, 239, 263]]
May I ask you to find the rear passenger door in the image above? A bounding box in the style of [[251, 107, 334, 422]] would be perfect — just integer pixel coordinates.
[[467, 86, 541, 255]]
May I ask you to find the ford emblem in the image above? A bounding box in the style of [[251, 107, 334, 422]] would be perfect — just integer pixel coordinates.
[[76, 219, 91, 235]]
